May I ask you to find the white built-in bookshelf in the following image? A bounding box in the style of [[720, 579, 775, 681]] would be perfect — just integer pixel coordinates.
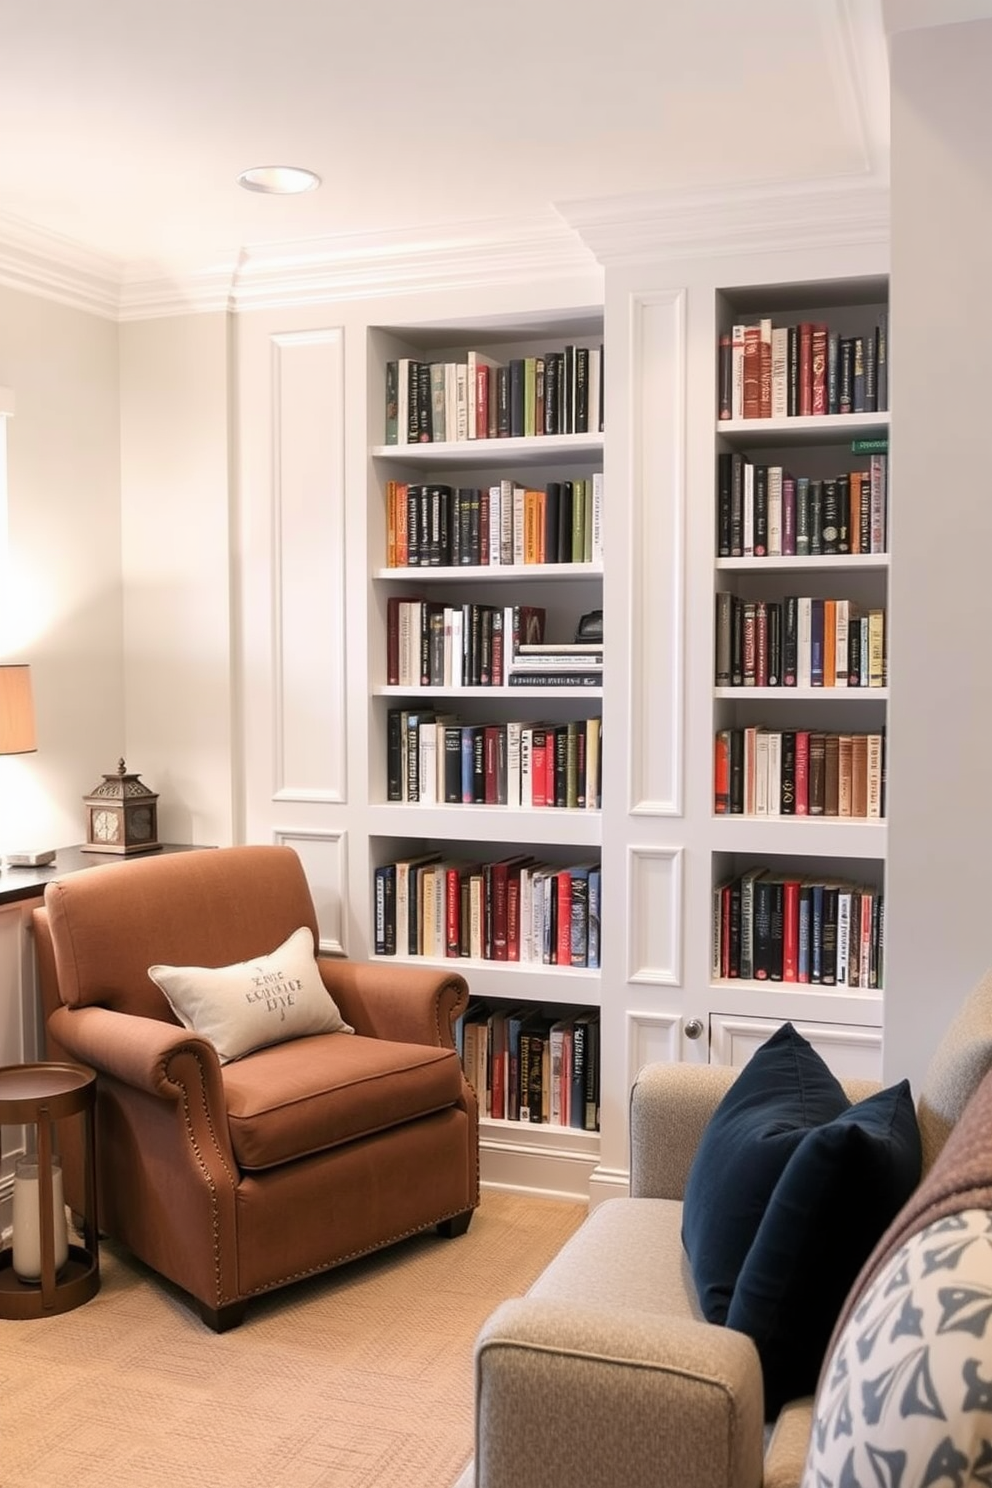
[[707, 276, 889, 1056], [365, 311, 605, 1191]]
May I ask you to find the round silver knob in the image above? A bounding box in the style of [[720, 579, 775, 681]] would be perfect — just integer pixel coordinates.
[[684, 1018, 705, 1040]]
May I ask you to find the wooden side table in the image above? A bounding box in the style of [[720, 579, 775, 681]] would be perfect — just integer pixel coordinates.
[[0, 1062, 100, 1317]]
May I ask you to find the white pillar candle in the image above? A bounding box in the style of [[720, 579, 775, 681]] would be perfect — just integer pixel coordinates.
[[12, 1156, 69, 1282]]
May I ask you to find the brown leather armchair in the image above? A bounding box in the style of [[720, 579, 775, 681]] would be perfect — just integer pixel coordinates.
[[33, 844, 479, 1331]]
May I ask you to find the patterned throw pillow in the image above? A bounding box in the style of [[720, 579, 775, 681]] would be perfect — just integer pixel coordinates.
[[802, 1207, 992, 1487]]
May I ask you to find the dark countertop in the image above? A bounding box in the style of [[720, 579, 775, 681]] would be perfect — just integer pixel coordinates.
[[0, 844, 207, 906]]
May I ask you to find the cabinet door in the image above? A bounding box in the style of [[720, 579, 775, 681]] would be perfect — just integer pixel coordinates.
[[709, 1011, 882, 1081]]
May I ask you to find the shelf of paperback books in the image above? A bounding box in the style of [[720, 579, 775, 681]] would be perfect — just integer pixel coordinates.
[[369, 835, 602, 993], [455, 996, 601, 1136], [710, 850, 885, 1002]]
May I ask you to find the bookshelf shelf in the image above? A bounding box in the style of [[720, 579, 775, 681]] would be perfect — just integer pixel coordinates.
[[366, 803, 601, 847], [717, 410, 888, 448], [710, 816, 886, 858], [376, 684, 603, 700], [372, 432, 604, 466], [716, 555, 889, 573], [375, 562, 601, 583], [714, 685, 888, 701]]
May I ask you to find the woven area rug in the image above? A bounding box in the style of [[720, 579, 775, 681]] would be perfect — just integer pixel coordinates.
[[0, 1189, 585, 1488]]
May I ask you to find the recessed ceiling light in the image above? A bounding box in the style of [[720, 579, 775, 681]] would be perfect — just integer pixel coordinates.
[[236, 165, 321, 195]]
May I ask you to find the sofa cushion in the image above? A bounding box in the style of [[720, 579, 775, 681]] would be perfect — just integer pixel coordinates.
[[726, 1078, 921, 1419], [801, 1207, 992, 1488], [148, 925, 353, 1063], [222, 1033, 464, 1170], [682, 1022, 849, 1324]]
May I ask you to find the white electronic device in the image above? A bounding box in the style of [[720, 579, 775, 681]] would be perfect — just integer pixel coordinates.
[[5, 848, 57, 869]]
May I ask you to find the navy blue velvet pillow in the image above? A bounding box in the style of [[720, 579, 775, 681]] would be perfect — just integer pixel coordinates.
[[726, 1077, 922, 1419], [681, 1022, 849, 1324]]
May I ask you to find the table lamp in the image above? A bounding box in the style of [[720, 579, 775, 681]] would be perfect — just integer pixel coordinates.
[[0, 664, 36, 756]]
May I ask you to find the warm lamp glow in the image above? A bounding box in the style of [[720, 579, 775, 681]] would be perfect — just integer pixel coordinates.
[[0, 664, 36, 755]]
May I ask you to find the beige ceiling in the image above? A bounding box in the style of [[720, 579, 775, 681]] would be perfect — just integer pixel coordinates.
[[0, 0, 983, 311]]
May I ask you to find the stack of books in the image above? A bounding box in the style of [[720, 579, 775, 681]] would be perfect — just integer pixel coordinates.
[[507, 642, 603, 689]]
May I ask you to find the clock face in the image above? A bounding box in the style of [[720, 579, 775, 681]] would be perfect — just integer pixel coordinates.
[[129, 806, 154, 842], [92, 809, 120, 843]]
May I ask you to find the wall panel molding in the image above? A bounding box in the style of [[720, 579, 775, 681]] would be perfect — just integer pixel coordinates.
[[275, 828, 348, 957], [628, 289, 686, 817], [626, 845, 683, 986], [270, 329, 346, 805]]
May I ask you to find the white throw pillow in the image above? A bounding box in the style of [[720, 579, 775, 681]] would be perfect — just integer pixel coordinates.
[[149, 925, 353, 1063], [802, 1207, 992, 1487]]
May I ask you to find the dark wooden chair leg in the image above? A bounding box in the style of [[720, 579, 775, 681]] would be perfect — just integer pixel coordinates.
[[197, 1298, 247, 1332], [437, 1209, 474, 1239]]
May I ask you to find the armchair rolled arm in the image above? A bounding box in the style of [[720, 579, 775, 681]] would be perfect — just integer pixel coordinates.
[[317, 958, 469, 1047], [47, 1002, 239, 1176], [48, 1003, 222, 1096], [474, 1297, 764, 1488]]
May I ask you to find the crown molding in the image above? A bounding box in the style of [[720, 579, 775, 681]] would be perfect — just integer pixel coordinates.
[[116, 215, 602, 321], [0, 181, 891, 324], [556, 176, 891, 268], [0, 209, 122, 319]]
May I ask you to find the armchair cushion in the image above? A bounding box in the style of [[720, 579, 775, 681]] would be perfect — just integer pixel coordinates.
[[148, 925, 353, 1063], [682, 1022, 849, 1323], [222, 1033, 465, 1170], [726, 1077, 921, 1417]]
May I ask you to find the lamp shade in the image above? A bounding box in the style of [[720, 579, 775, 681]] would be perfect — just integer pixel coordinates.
[[0, 665, 36, 754]]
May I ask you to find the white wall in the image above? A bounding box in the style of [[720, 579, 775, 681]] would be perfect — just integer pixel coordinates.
[[0, 285, 123, 853], [885, 17, 992, 1089], [119, 312, 235, 850]]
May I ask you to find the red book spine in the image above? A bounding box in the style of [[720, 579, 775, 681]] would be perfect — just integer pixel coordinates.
[[794, 730, 810, 816], [484, 725, 500, 806], [506, 875, 521, 961], [555, 873, 572, 967], [811, 325, 828, 416], [783, 879, 800, 982], [530, 729, 548, 808], [798, 322, 814, 416], [742, 326, 761, 418], [491, 866, 510, 961], [476, 366, 489, 441], [446, 869, 461, 957]]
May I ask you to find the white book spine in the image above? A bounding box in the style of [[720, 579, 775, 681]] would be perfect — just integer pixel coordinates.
[[767, 731, 782, 816], [591, 472, 604, 562], [771, 327, 789, 418], [798, 598, 812, 688], [506, 721, 522, 808], [834, 599, 849, 687], [836, 891, 851, 987], [488, 484, 501, 567], [754, 730, 769, 817], [767, 466, 782, 557]]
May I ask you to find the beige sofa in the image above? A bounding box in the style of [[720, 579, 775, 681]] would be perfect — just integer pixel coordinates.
[[459, 976, 992, 1488]]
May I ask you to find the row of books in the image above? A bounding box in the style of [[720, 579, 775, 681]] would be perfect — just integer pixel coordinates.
[[387, 599, 544, 689], [717, 314, 889, 421], [387, 710, 603, 810], [713, 870, 884, 989], [715, 594, 886, 689], [456, 1001, 601, 1129], [384, 475, 603, 569], [384, 345, 604, 445], [714, 728, 885, 818], [372, 853, 602, 968], [716, 452, 888, 558]]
